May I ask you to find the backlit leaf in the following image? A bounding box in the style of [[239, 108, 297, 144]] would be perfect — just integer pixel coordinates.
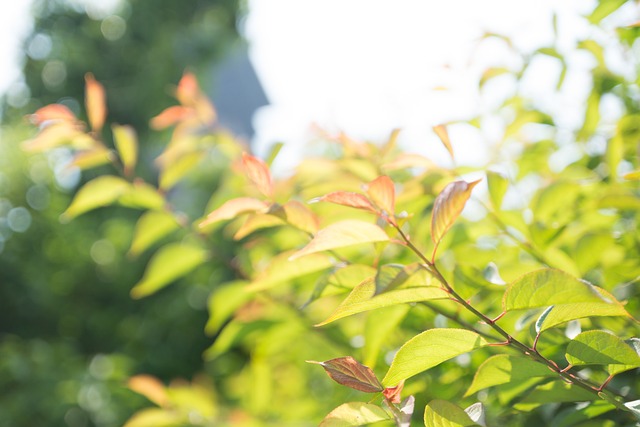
[[122, 408, 182, 427], [308, 356, 383, 393], [247, 251, 333, 292], [487, 171, 508, 210], [150, 105, 193, 130], [22, 122, 87, 152], [272, 200, 320, 234], [514, 381, 595, 411], [119, 181, 166, 210], [424, 400, 477, 427], [130, 242, 208, 298], [624, 170, 640, 180], [129, 210, 180, 256], [315, 191, 378, 214], [289, 220, 389, 260], [112, 124, 138, 175], [205, 281, 252, 335], [433, 124, 454, 160], [319, 402, 391, 427], [233, 213, 285, 240], [431, 179, 481, 249], [84, 73, 106, 132], [176, 71, 199, 105], [62, 175, 130, 220], [365, 175, 395, 219], [316, 278, 449, 326], [242, 152, 273, 198], [159, 151, 204, 190], [199, 197, 269, 228], [383, 329, 488, 386], [69, 145, 113, 170], [128, 375, 169, 406], [566, 331, 640, 375], [363, 305, 409, 368], [465, 355, 555, 396], [29, 103, 76, 125]]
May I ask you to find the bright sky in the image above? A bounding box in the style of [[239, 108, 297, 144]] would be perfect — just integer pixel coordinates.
[[0, 0, 610, 171]]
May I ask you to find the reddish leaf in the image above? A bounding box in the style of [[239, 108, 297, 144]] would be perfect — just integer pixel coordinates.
[[29, 104, 76, 125], [128, 375, 169, 407], [149, 105, 194, 130], [431, 179, 481, 253], [84, 73, 107, 132], [383, 381, 404, 404], [176, 71, 199, 106], [199, 197, 269, 228], [433, 124, 454, 160], [308, 357, 383, 393], [366, 176, 396, 221], [242, 152, 273, 198], [317, 191, 378, 214]]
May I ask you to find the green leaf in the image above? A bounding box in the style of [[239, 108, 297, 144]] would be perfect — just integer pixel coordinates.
[[205, 281, 252, 335], [131, 243, 208, 298], [535, 306, 555, 334], [159, 151, 205, 190], [382, 329, 488, 386], [588, 0, 627, 24], [487, 171, 508, 210], [319, 402, 391, 427], [246, 251, 334, 292], [199, 197, 269, 229], [465, 355, 555, 396], [514, 381, 596, 411], [316, 278, 449, 326], [308, 357, 384, 393], [112, 124, 138, 175], [363, 305, 409, 368], [119, 181, 166, 210], [123, 408, 183, 427], [431, 180, 481, 253], [289, 220, 389, 260], [62, 175, 130, 220], [129, 210, 180, 256], [566, 331, 640, 375], [423, 400, 477, 427]]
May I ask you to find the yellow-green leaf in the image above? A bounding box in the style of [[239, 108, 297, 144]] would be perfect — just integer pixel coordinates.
[[271, 200, 320, 235], [431, 179, 481, 252], [62, 175, 130, 220], [112, 124, 138, 175], [199, 197, 269, 229], [289, 220, 389, 260], [130, 243, 208, 298], [69, 146, 113, 170], [159, 151, 204, 190], [433, 124, 454, 160], [119, 181, 165, 210], [424, 400, 477, 427], [566, 331, 640, 375], [205, 281, 251, 335], [247, 251, 334, 292], [382, 329, 488, 386], [319, 402, 391, 427], [514, 381, 596, 411], [316, 278, 449, 326], [233, 213, 285, 240], [129, 211, 180, 256], [122, 408, 183, 427], [487, 171, 508, 210]]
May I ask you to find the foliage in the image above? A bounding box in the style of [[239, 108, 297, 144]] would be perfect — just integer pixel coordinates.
[[12, 1, 640, 425]]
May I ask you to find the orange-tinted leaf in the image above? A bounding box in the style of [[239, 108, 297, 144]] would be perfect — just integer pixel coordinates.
[[85, 73, 107, 132], [29, 104, 76, 125], [316, 191, 378, 214], [308, 357, 383, 393], [383, 381, 404, 404], [366, 176, 396, 220], [289, 220, 389, 260], [242, 152, 273, 198], [199, 197, 269, 228], [382, 153, 438, 171], [233, 213, 285, 240], [150, 106, 194, 130], [128, 375, 169, 407], [22, 123, 84, 152], [431, 179, 481, 250], [272, 200, 320, 234], [176, 71, 199, 106], [433, 124, 454, 160]]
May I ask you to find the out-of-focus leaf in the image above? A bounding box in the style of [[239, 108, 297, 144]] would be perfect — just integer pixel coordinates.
[[487, 171, 508, 210], [119, 181, 166, 210], [159, 151, 204, 190], [308, 356, 383, 393], [233, 213, 285, 240], [536, 292, 630, 332], [150, 105, 193, 130], [589, 0, 627, 24], [465, 355, 555, 396], [314, 191, 377, 214], [176, 71, 199, 106], [205, 281, 251, 335], [84, 73, 106, 132], [129, 210, 180, 256], [423, 400, 477, 427], [122, 408, 182, 427], [479, 67, 510, 88], [319, 402, 391, 427], [566, 331, 640, 375], [112, 124, 138, 175], [247, 251, 333, 292], [433, 124, 454, 160], [383, 329, 488, 386], [22, 123, 88, 152], [130, 242, 208, 298], [365, 175, 396, 219], [69, 145, 113, 170], [624, 400, 640, 421], [199, 197, 269, 228], [271, 200, 320, 234], [364, 305, 409, 368], [578, 91, 601, 141], [128, 375, 169, 406], [29, 103, 77, 125], [623, 170, 640, 180], [289, 220, 389, 260], [514, 381, 596, 411], [431, 179, 481, 250], [242, 152, 273, 198], [62, 175, 130, 220], [316, 277, 448, 326], [397, 395, 415, 427], [381, 153, 438, 171]]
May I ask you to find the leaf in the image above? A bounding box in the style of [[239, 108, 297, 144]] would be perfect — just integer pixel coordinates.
[[465, 355, 555, 396], [205, 281, 252, 335], [289, 220, 389, 260], [128, 375, 169, 406], [365, 175, 396, 219], [424, 400, 477, 427], [271, 200, 320, 234], [62, 175, 130, 220], [433, 124, 454, 160], [431, 179, 481, 250], [514, 381, 595, 411], [122, 408, 183, 427], [69, 146, 113, 170], [22, 122, 87, 152], [382, 381, 404, 404], [588, 0, 627, 24], [150, 105, 193, 130], [129, 210, 180, 256], [130, 242, 208, 298], [233, 213, 285, 240], [624, 170, 640, 180], [315, 191, 378, 214], [119, 181, 166, 210], [247, 251, 333, 292], [364, 305, 409, 368], [566, 331, 640, 375], [159, 151, 205, 190], [84, 73, 106, 132], [176, 71, 199, 105], [112, 124, 138, 176], [29, 103, 77, 125], [308, 356, 383, 393], [535, 306, 555, 334], [465, 403, 486, 427], [319, 402, 391, 427], [382, 329, 488, 386], [486, 171, 508, 210], [316, 278, 449, 326], [199, 197, 269, 228], [242, 152, 273, 198]]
